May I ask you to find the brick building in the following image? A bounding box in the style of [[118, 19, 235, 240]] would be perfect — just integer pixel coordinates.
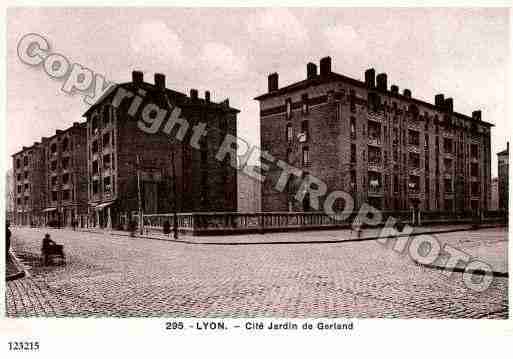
[[497, 142, 509, 211], [83, 71, 238, 229], [41, 122, 89, 227], [238, 165, 262, 212], [12, 143, 46, 225], [256, 57, 493, 212]]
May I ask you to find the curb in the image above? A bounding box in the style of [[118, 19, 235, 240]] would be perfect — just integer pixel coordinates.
[[415, 261, 508, 278], [6, 251, 28, 282], [77, 224, 504, 246]]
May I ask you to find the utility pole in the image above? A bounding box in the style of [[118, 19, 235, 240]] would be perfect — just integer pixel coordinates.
[[136, 155, 143, 235]]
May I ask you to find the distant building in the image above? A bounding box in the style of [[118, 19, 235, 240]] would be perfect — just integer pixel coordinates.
[[6, 169, 15, 222], [41, 122, 89, 227], [498, 142, 509, 211], [256, 57, 493, 212], [12, 143, 46, 226], [238, 166, 262, 212], [490, 177, 499, 210], [83, 71, 239, 229]]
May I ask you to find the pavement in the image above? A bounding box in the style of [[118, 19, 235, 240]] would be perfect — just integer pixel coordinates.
[[80, 223, 488, 244], [5, 225, 509, 318]]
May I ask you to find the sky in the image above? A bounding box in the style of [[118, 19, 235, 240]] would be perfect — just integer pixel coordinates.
[[6, 7, 510, 176]]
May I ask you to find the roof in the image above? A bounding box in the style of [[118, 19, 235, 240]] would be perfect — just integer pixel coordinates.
[[254, 71, 494, 127], [83, 81, 239, 117]]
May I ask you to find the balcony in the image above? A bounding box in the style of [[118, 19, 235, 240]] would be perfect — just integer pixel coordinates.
[[368, 185, 384, 197], [368, 137, 382, 147]]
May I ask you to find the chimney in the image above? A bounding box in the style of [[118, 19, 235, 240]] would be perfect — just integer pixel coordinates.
[[56, 130, 63, 135], [403, 89, 411, 98], [376, 73, 387, 91], [472, 110, 482, 121], [364, 68, 375, 88], [268, 73, 279, 92], [154, 73, 166, 89], [319, 56, 332, 77], [205, 91, 211, 103], [391, 85, 399, 94], [307, 62, 317, 79], [444, 98, 453, 112], [132, 70, 144, 84], [190, 89, 198, 100], [435, 94, 445, 107]]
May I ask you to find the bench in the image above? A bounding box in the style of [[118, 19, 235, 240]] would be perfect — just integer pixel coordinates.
[[42, 244, 65, 265]]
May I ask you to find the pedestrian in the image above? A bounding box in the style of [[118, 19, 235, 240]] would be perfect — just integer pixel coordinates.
[[6, 221, 11, 258]]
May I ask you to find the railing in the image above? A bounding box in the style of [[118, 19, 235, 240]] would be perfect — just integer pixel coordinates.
[[138, 209, 508, 236]]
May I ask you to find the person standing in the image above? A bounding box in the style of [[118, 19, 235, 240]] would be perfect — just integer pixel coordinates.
[[6, 221, 11, 257]]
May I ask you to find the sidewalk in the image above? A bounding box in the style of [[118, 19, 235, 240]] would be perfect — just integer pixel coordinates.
[[6, 251, 26, 281], [77, 223, 503, 245]]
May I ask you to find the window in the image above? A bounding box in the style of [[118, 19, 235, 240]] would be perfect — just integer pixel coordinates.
[[443, 138, 453, 154], [17, 173, 21, 181], [16, 158, 20, 168], [350, 117, 356, 139], [350, 170, 356, 192], [286, 123, 293, 142], [471, 182, 480, 196], [51, 160, 57, 171], [62, 138, 69, 152], [368, 146, 381, 165], [23, 156, 28, 166], [350, 144, 357, 163], [62, 157, 70, 170], [301, 120, 309, 141], [17, 198, 21, 205], [444, 178, 453, 193], [408, 130, 420, 146], [471, 163, 479, 177], [470, 144, 479, 159], [425, 177, 430, 194], [424, 134, 429, 148], [409, 153, 420, 169], [408, 175, 420, 193], [92, 140, 99, 154], [51, 191, 58, 202], [444, 158, 453, 173], [286, 99, 292, 119], [394, 175, 399, 193], [24, 183, 28, 191], [301, 93, 309, 114], [24, 171, 28, 179], [92, 180, 99, 195], [103, 154, 111, 169], [103, 132, 110, 148], [51, 176, 58, 186], [92, 160, 99, 174], [51, 143, 57, 154], [104, 176, 112, 193], [62, 190, 70, 201], [17, 185, 22, 193], [92, 115, 99, 134], [302, 146, 310, 166], [103, 106, 110, 126], [62, 173, 70, 184]]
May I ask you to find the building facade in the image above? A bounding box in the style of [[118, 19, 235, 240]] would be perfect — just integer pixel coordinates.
[[41, 122, 89, 227], [83, 71, 239, 229], [256, 57, 493, 212], [12, 143, 46, 226], [498, 142, 509, 211], [238, 165, 262, 212]]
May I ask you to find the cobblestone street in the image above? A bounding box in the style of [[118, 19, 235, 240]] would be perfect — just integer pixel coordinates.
[[5, 226, 509, 318]]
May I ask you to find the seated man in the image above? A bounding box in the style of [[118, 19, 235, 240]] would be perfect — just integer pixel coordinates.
[[41, 233, 58, 265]]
